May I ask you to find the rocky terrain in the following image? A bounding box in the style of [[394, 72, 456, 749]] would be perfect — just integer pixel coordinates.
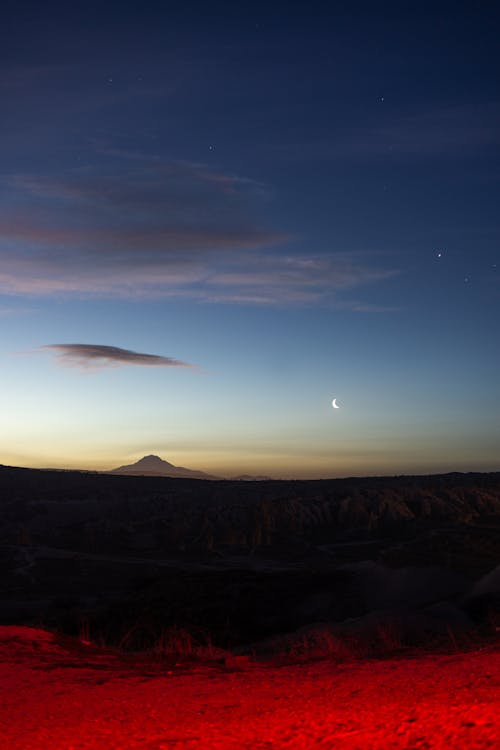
[[1, 625, 498, 750], [0, 465, 499, 650]]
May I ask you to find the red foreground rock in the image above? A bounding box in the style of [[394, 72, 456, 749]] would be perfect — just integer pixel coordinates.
[[0, 626, 498, 749]]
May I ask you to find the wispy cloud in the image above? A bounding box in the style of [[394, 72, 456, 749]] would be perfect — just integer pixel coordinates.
[[40, 344, 193, 370], [0, 159, 398, 306], [203, 255, 398, 306], [358, 104, 500, 157], [0, 306, 36, 316], [0, 161, 288, 297], [283, 103, 500, 162]]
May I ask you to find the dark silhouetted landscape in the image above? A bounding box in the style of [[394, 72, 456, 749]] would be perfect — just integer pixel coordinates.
[[2, 463, 499, 652], [1, 464, 499, 748]]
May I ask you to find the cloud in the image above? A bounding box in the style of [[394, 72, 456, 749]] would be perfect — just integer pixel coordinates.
[[0, 306, 36, 316], [203, 254, 398, 306], [0, 160, 398, 305], [0, 161, 288, 297], [282, 103, 500, 162], [41, 344, 193, 370], [358, 104, 500, 157]]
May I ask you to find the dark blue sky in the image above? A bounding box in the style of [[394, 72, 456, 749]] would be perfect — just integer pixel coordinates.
[[1, 1, 499, 476]]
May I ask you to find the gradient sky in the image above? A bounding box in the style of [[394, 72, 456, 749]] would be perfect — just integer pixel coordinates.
[[1, 1, 499, 478]]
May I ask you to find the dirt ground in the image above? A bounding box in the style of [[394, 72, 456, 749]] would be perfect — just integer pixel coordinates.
[[0, 626, 498, 749]]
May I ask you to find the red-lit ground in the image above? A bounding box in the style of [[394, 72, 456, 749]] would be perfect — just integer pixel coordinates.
[[0, 627, 498, 749]]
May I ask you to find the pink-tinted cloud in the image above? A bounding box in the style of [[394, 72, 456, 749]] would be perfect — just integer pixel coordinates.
[[203, 255, 398, 306], [0, 162, 288, 297], [40, 344, 193, 370], [0, 161, 398, 305]]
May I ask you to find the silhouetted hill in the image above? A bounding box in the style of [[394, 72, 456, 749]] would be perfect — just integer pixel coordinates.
[[109, 454, 219, 480]]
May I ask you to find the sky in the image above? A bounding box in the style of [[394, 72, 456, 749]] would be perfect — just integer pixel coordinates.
[[1, 0, 499, 478]]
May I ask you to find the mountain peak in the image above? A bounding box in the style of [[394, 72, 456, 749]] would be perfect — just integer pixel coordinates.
[[135, 455, 174, 467], [109, 455, 219, 480]]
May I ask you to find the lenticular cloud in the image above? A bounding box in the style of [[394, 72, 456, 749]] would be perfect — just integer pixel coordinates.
[[41, 344, 193, 370]]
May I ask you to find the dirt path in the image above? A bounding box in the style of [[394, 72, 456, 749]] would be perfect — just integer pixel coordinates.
[[0, 627, 498, 749]]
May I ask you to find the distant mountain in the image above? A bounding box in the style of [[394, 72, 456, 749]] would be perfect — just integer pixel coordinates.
[[232, 474, 273, 482], [109, 455, 220, 480]]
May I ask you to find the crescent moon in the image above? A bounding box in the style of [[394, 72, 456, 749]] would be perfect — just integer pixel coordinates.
[[332, 398, 340, 409]]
